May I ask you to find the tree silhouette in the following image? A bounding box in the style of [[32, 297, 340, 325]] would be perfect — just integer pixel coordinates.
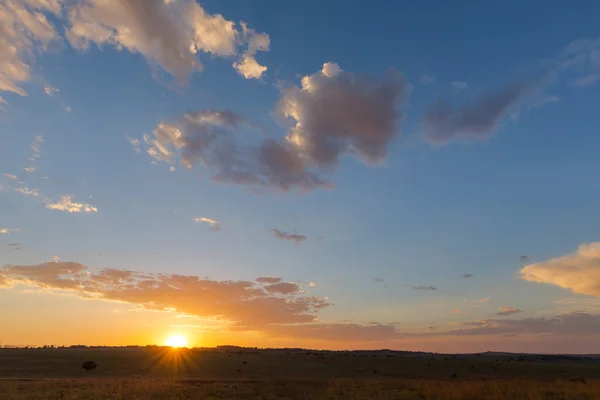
[[82, 361, 97, 372]]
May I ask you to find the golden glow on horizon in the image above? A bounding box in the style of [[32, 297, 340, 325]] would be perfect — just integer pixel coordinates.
[[164, 334, 188, 348]]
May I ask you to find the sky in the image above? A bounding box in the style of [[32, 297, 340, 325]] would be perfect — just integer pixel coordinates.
[[2, 0, 600, 353]]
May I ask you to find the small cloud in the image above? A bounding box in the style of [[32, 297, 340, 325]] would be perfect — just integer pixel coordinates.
[[15, 187, 40, 196], [0, 96, 7, 109], [126, 136, 142, 153], [428, 325, 436, 330], [574, 73, 600, 87], [474, 297, 490, 304], [256, 277, 281, 284], [410, 285, 437, 291], [495, 307, 523, 316], [194, 217, 220, 231], [270, 229, 307, 244], [0, 228, 20, 234], [4, 174, 18, 180], [462, 273, 473, 278], [309, 282, 317, 287], [52, 256, 60, 262], [420, 73, 435, 85], [44, 85, 60, 97], [169, 166, 176, 172], [24, 167, 36, 173], [452, 309, 465, 314], [451, 81, 468, 90], [61, 103, 72, 113], [374, 278, 385, 283], [45, 196, 98, 213]]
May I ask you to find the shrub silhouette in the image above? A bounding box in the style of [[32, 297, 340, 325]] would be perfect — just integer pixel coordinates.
[[82, 361, 97, 372]]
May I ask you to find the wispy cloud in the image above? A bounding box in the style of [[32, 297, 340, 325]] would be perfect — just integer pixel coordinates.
[[451, 81, 468, 90], [420, 73, 435, 85], [15, 187, 40, 196], [410, 285, 437, 291], [45, 196, 98, 213], [4, 173, 18, 180], [44, 85, 59, 97], [0, 228, 20, 234], [422, 82, 531, 144], [126, 136, 142, 153], [462, 273, 473, 278], [374, 278, 385, 283], [270, 229, 307, 244], [436, 311, 600, 336], [194, 216, 220, 231], [495, 307, 523, 316]]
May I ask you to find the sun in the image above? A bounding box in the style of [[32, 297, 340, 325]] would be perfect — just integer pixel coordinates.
[[164, 334, 188, 348]]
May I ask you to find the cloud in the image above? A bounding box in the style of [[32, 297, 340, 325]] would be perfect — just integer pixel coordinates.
[[4, 173, 18, 180], [143, 110, 330, 192], [61, 102, 71, 112], [126, 135, 141, 153], [232, 22, 269, 79], [43, 85, 59, 96], [462, 273, 473, 278], [45, 196, 98, 213], [519, 242, 600, 297], [420, 74, 435, 85], [0, 228, 20, 234], [422, 82, 530, 144], [259, 322, 401, 342], [0, 96, 7, 109], [7, 243, 21, 247], [256, 277, 282, 284], [410, 285, 437, 291], [374, 278, 385, 283], [451, 81, 468, 90], [66, 0, 269, 83], [0, 0, 61, 95], [143, 63, 407, 192], [264, 282, 299, 295], [474, 297, 490, 304], [24, 167, 36, 172], [438, 311, 600, 336], [0, 262, 330, 329], [15, 186, 40, 196], [270, 229, 307, 244], [561, 38, 600, 87], [277, 62, 409, 167], [495, 307, 523, 316], [194, 216, 220, 231]]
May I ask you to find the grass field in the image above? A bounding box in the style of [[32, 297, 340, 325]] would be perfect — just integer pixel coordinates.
[[1, 347, 599, 399]]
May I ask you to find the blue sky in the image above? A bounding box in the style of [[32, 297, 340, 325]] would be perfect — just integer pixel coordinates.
[[2, 0, 600, 352]]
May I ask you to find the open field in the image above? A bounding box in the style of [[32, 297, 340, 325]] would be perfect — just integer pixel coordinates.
[[1, 347, 600, 399]]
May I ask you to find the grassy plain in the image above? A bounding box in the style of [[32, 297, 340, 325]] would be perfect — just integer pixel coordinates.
[[1, 347, 599, 399]]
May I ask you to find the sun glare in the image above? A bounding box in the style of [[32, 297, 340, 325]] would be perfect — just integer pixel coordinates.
[[164, 334, 188, 348]]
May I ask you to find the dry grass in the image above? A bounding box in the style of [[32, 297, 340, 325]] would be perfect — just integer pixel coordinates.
[[0, 378, 598, 400]]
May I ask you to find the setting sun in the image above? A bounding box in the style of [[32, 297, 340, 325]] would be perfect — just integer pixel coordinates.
[[164, 334, 188, 348]]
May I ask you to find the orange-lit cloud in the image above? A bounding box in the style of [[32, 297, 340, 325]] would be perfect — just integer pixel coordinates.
[[519, 242, 600, 297], [495, 307, 523, 316], [0, 262, 328, 329], [66, 0, 268, 81]]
